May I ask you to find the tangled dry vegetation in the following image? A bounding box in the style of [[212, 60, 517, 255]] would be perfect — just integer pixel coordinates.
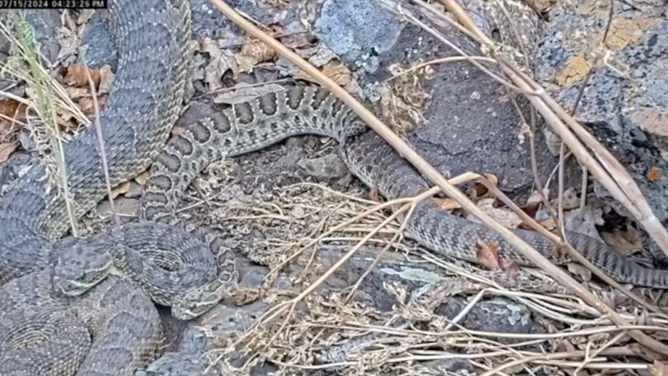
[[2, 0, 668, 375]]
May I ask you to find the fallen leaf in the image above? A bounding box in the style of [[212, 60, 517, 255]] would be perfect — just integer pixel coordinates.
[[434, 197, 461, 211], [111, 181, 130, 199], [213, 83, 286, 105], [295, 60, 360, 95], [295, 43, 337, 67], [476, 237, 501, 271], [600, 227, 643, 255], [650, 360, 668, 376], [648, 166, 660, 181], [368, 185, 381, 203], [600, 291, 617, 310], [567, 263, 591, 282], [79, 95, 107, 118], [499, 258, 520, 278], [233, 53, 258, 76], [201, 38, 233, 91], [563, 206, 604, 242], [97, 65, 115, 95], [0, 99, 27, 137], [467, 198, 523, 230], [0, 143, 17, 163], [65, 87, 91, 101], [240, 37, 276, 63], [134, 170, 150, 186], [171, 125, 185, 138], [538, 217, 557, 231], [64, 64, 101, 88]]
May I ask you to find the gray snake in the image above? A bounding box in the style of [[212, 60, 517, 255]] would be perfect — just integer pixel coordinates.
[[1, 0, 668, 374]]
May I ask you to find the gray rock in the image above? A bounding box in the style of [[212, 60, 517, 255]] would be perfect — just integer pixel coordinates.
[[297, 153, 348, 179], [315, 0, 404, 73], [534, 1, 668, 223], [23, 10, 61, 65], [436, 297, 539, 336]]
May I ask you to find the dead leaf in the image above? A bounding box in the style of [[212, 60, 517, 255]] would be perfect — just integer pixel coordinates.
[[233, 54, 258, 76], [97, 65, 115, 95], [650, 360, 668, 376], [563, 206, 604, 242], [280, 33, 312, 50], [171, 125, 185, 138], [538, 217, 557, 231], [567, 263, 592, 282], [134, 170, 150, 186], [0, 99, 27, 137], [368, 185, 381, 203], [213, 83, 286, 105], [295, 43, 337, 67], [111, 181, 130, 199], [467, 198, 523, 230], [295, 60, 360, 95], [476, 237, 501, 271], [201, 38, 233, 91], [64, 64, 101, 88], [600, 227, 643, 255], [0, 143, 16, 163], [499, 258, 520, 278], [79, 95, 107, 118], [648, 166, 660, 181], [600, 291, 617, 310], [240, 37, 276, 63], [434, 197, 461, 211], [65, 87, 91, 101], [525, 188, 548, 207]]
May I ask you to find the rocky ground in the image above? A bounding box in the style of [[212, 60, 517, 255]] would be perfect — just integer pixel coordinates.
[[1, 0, 668, 375]]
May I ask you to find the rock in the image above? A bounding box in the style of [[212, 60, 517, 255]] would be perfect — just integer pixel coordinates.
[[297, 153, 348, 179], [315, 0, 405, 73], [435, 297, 539, 336], [23, 10, 61, 65], [96, 196, 138, 219], [533, 0, 668, 223]]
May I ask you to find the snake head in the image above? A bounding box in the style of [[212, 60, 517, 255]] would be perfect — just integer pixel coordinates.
[[171, 279, 227, 321], [53, 246, 114, 296]]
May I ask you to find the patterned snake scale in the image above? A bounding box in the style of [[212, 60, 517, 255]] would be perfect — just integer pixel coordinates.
[[0, 0, 235, 374], [1, 0, 668, 374]]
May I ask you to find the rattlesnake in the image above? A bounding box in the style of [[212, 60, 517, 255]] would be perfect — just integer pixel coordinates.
[[0, 0, 235, 374], [2, 0, 668, 373]]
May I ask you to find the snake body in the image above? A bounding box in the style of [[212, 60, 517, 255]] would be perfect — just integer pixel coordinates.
[[1, 0, 668, 373], [0, 0, 233, 374], [143, 84, 668, 288]]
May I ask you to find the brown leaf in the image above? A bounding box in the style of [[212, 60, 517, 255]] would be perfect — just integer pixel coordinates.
[[368, 185, 382, 203], [134, 170, 150, 186], [0, 99, 27, 137], [500, 258, 520, 279], [111, 181, 130, 199], [434, 197, 461, 211], [79, 95, 107, 118], [240, 37, 276, 63], [97, 65, 115, 95], [64, 64, 101, 88], [467, 198, 523, 230], [0, 143, 17, 163], [476, 237, 501, 271], [567, 263, 592, 282], [294, 60, 360, 95], [650, 360, 668, 376], [648, 166, 660, 181]]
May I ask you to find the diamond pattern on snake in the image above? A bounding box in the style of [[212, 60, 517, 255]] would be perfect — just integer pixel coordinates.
[[1, 0, 667, 374]]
